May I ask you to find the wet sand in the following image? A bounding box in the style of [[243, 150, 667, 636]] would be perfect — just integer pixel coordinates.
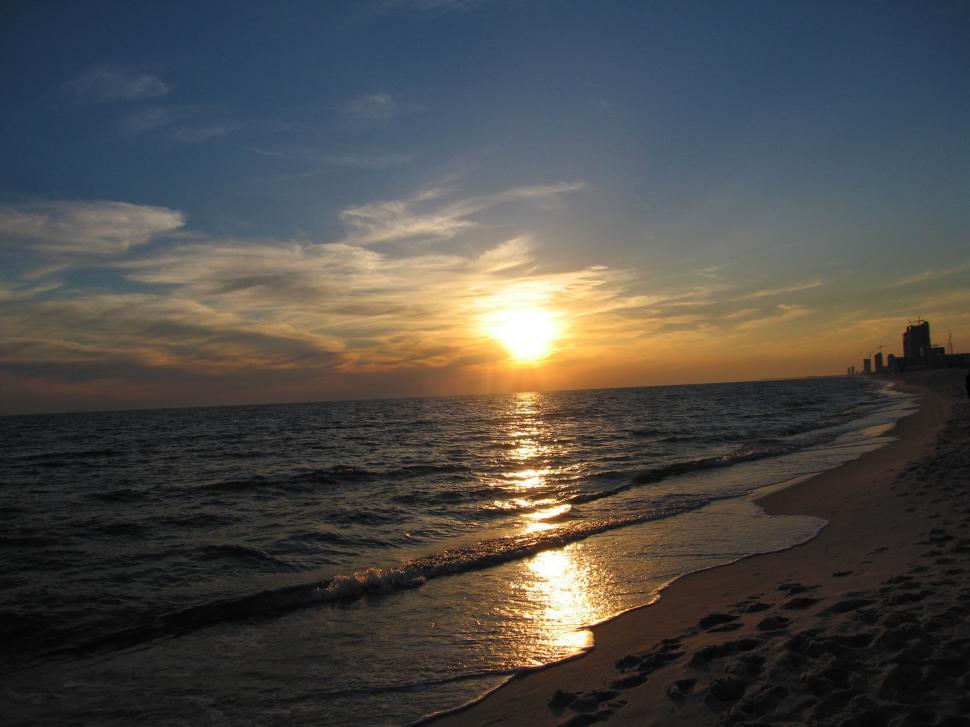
[[432, 372, 970, 726]]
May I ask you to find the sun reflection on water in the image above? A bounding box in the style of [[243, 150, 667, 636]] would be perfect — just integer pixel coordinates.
[[489, 392, 611, 665], [508, 468, 550, 490], [521, 548, 595, 652], [488, 391, 564, 516]]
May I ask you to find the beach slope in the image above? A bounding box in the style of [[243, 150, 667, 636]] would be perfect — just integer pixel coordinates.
[[433, 374, 969, 725]]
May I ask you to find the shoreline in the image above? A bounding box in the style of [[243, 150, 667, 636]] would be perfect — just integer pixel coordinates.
[[432, 374, 966, 725]]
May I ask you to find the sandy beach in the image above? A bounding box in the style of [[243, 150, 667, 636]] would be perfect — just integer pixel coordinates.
[[432, 371, 970, 726]]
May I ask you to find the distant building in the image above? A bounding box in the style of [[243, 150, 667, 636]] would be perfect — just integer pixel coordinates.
[[879, 318, 970, 372], [903, 320, 932, 360], [863, 358, 871, 374], [874, 352, 884, 372]]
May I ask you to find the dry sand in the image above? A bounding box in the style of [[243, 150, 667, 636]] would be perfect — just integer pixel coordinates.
[[432, 372, 970, 726]]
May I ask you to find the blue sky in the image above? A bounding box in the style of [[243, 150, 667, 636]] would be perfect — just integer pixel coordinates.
[[1, 1, 969, 413]]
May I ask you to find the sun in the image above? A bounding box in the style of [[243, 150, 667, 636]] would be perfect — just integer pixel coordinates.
[[485, 307, 560, 362]]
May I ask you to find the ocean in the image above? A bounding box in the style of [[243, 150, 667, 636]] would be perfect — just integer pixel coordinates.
[[0, 377, 916, 725]]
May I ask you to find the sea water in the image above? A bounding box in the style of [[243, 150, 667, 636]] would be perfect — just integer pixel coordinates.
[[0, 378, 917, 725]]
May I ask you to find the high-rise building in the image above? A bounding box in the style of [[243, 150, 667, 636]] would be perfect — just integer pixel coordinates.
[[903, 320, 931, 359], [874, 352, 884, 372], [863, 358, 871, 374]]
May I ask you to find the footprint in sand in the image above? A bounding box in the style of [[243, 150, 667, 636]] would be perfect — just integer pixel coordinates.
[[688, 638, 762, 667], [665, 677, 697, 702], [781, 596, 819, 610], [742, 601, 772, 613], [703, 676, 747, 703], [757, 615, 791, 631], [822, 598, 875, 615], [709, 622, 744, 633], [698, 613, 737, 630], [777, 582, 813, 595]]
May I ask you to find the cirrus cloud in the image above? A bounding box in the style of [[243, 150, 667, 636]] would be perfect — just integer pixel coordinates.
[[0, 200, 185, 257], [69, 66, 170, 103]]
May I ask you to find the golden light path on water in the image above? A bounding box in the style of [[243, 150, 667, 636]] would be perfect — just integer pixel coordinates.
[[522, 549, 597, 652], [497, 391, 599, 658], [485, 392, 834, 668]]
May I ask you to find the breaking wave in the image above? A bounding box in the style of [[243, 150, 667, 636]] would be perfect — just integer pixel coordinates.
[[30, 494, 709, 663]]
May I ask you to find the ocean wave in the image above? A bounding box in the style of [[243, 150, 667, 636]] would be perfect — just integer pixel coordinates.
[[284, 530, 348, 545], [159, 512, 238, 528], [391, 486, 494, 506], [325, 508, 408, 526], [200, 463, 472, 493], [565, 441, 816, 506], [89, 522, 150, 538], [196, 543, 289, 568], [0, 535, 60, 548], [627, 427, 665, 438], [31, 495, 708, 663], [87, 488, 145, 503], [11, 448, 123, 462]]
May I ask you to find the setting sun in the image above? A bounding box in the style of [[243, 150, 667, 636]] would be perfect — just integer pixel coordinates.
[[485, 308, 560, 362]]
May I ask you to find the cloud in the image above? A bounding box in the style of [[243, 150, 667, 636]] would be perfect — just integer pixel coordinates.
[[0, 228, 638, 395], [0, 200, 185, 256], [247, 146, 415, 169], [120, 106, 181, 134], [0, 280, 61, 302], [340, 182, 586, 246], [721, 307, 761, 320], [69, 66, 169, 102], [1, 181, 878, 411], [734, 280, 824, 301], [0, 294, 345, 393], [886, 262, 970, 288], [365, 0, 485, 15], [165, 123, 235, 143], [736, 304, 814, 330], [120, 106, 235, 143], [341, 92, 422, 121]]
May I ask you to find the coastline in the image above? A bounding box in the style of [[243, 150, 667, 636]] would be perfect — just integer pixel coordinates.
[[432, 373, 967, 725]]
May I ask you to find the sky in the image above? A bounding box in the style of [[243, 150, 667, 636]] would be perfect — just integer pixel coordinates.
[[1, 0, 969, 414]]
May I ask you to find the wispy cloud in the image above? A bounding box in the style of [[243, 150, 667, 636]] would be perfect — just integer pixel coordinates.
[[341, 92, 421, 121], [0, 179, 641, 399], [340, 182, 586, 246], [886, 262, 970, 288], [2, 181, 890, 410], [0, 230, 635, 389], [721, 307, 760, 320], [366, 0, 486, 15], [0, 200, 184, 256], [0, 280, 62, 302], [120, 106, 236, 143], [736, 303, 814, 330], [248, 146, 415, 169], [69, 66, 169, 103], [734, 279, 824, 301]]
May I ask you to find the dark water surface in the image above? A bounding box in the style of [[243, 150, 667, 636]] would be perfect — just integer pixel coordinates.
[[0, 378, 916, 724]]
